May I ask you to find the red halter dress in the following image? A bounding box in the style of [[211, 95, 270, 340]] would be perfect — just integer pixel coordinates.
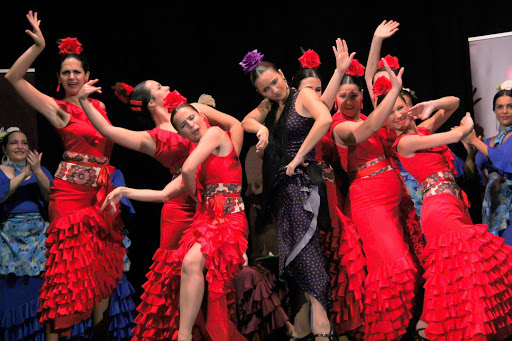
[[38, 99, 125, 335], [137, 130, 248, 341], [395, 127, 512, 341], [131, 128, 203, 340], [330, 112, 423, 341]]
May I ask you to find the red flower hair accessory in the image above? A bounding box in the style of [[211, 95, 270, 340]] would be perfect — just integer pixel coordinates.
[[298, 49, 321, 69], [377, 54, 399, 69], [346, 59, 365, 77], [112, 82, 134, 104], [372, 75, 392, 98], [164, 90, 187, 113], [57, 37, 83, 55]]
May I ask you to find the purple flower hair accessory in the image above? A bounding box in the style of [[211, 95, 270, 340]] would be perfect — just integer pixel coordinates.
[[239, 49, 264, 73]]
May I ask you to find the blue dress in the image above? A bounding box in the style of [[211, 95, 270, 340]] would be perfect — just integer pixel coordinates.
[[0, 165, 52, 341], [476, 134, 512, 245]]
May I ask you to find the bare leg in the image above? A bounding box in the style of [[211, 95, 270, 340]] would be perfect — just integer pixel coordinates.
[[92, 297, 110, 325], [310, 295, 331, 340], [177, 243, 207, 341], [45, 332, 59, 341], [291, 291, 312, 339], [416, 319, 428, 339]]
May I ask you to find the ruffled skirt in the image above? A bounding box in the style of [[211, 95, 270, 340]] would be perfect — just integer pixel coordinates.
[[231, 264, 289, 338], [421, 193, 512, 341], [39, 179, 126, 334], [320, 175, 366, 336], [132, 208, 248, 341], [0, 274, 136, 341], [349, 170, 421, 340]]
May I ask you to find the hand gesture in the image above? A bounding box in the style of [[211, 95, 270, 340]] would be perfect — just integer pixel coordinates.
[[256, 126, 269, 154], [25, 11, 45, 49], [78, 79, 102, 101], [26, 149, 42, 173], [381, 58, 404, 91], [333, 38, 356, 73], [285, 155, 308, 177], [101, 187, 124, 215], [374, 20, 400, 40], [407, 100, 436, 120], [459, 112, 474, 137]]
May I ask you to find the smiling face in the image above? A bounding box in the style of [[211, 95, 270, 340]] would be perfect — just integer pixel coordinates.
[[298, 77, 322, 97], [2, 131, 29, 164], [386, 96, 413, 132], [172, 106, 208, 142], [253, 68, 289, 102], [494, 95, 512, 129], [335, 83, 363, 118], [58, 57, 90, 96]]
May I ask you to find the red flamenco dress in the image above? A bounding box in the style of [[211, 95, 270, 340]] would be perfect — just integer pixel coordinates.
[[315, 134, 367, 337], [138, 131, 248, 340], [395, 127, 512, 341], [131, 128, 206, 340], [38, 98, 126, 335], [330, 113, 423, 340]]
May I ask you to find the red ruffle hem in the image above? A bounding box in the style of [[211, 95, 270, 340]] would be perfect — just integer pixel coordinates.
[[320, 179, 366, 337], [232, 264, 289, 338], [133, 209, 248, 341], [421, 195, 512, 341], [363, 252, 419, 341], [38, 184, 125, 336]]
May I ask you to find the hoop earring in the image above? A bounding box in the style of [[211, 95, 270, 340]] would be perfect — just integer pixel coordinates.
[[1, 155, 9, 166]]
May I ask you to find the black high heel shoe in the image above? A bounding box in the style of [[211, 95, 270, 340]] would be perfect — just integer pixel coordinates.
[[314, 327, 337, 341]]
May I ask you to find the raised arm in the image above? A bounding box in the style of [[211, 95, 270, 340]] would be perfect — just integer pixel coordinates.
[[397, 112, 474, 157], [78, 79, 157, 156], [321, 38, 355, 110], [333, 60, 403, 146], [365, 20, 400, 108], [5, 11, 69, 128], [181, 126, 229, 197], [191, 102, 244, 156], [412, 96, 460, 132]]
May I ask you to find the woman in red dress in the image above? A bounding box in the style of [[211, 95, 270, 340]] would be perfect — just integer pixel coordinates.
[[103, 103, 248, 341], [330, 60, 424, 340], [79, 80, 242, 340], [385, 90, 512, 340], [5, 11, 125, 339]]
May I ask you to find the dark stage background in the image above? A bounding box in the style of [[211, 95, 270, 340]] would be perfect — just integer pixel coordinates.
[[1, 2, 512, 304]]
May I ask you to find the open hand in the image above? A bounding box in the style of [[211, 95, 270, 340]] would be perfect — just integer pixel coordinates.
[[374, 20, 400, 40], [333, 38, 356, 73], [101, 187, 124, 215], [407, 100, 436, 120], [25, 11, 45, 49], [78, 79, 102, 100]]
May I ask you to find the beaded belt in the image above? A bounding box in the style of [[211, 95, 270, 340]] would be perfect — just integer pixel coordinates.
[[55, 151, 110, 187], [202, 183, 244, 217], [421, 171, 465, 202], [350, 155, 393, 180]]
